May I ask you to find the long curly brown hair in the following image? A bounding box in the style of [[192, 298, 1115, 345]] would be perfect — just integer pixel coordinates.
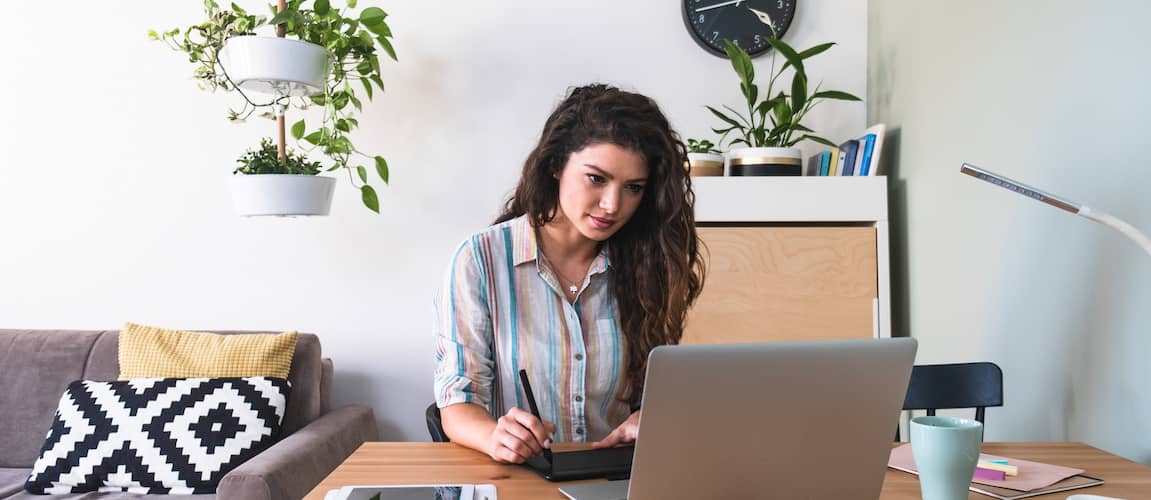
[[494, 84, 706, 407]]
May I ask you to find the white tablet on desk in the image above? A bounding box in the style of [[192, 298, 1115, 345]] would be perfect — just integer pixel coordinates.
[[323, 484, 497, 500]]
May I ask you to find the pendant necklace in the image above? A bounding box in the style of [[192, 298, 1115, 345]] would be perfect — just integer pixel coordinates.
[[541, 252, 583, 295]]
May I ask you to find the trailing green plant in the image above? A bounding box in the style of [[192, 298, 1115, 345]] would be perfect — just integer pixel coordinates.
[[686, 138, 721, 154], [234, 138, 323, 175], [708, 37, 861, 150], [150, 0, 396, 213]]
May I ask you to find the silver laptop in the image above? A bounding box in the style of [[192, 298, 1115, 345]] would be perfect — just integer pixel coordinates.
[[560, 338, 918, 500]]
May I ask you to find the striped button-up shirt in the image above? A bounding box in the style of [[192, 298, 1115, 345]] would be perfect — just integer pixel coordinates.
[[433, 215, 631, 442]]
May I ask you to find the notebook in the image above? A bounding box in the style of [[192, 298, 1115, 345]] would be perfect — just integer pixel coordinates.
[[888, 444, 1104, 499]]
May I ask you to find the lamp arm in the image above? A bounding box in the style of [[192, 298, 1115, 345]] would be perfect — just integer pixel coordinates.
[[1077, 206, 1151, 257]]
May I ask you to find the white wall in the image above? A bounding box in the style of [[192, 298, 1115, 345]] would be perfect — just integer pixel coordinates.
[[870, 1, 1151, 464], [0, 1, 865, 441]]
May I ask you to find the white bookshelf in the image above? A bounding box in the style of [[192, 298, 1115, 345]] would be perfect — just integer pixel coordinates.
[[689, 176, 892, 341]]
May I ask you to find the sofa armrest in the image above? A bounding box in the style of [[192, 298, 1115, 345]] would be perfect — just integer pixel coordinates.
[[217, 405, 378, 500]]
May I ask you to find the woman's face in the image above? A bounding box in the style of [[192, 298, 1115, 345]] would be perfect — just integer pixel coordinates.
[[555, 142, 648, 242]]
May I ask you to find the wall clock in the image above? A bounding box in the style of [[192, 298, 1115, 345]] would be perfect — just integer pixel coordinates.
[[682, 0, 796, 58]]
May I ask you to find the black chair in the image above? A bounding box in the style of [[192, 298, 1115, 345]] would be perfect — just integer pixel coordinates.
[[426, 403, 450, 443], [898, 362, 1003, 441]]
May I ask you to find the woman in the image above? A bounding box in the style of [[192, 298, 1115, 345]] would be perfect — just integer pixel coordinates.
[[433, 83, 705, 463]]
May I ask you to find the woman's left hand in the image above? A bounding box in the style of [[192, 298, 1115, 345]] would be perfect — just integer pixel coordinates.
[[592, 410, 640, 448]]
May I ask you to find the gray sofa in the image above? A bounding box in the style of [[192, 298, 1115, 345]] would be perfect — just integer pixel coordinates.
[[0, 329, 378, 500]]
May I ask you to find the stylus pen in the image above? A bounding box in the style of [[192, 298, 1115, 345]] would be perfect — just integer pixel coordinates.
[[518, 369, 553, 463]]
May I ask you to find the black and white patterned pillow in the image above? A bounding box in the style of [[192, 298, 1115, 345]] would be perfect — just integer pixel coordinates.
[[25, 377, 289, 495]]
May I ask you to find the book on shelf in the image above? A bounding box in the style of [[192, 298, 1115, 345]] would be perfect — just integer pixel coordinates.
[[809, 123, 888, 176], [828, 145, 847, 175], [858, 123, 886, 176], [806, 151, 831, 176], [838, 139, 860, 176]]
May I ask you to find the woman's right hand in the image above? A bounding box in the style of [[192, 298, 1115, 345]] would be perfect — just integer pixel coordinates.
[[486, 407, 556, 463]]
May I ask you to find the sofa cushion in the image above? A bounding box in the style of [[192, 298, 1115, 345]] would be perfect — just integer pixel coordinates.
[[25, 377, 288, 495], [0, 330, 325, 467], [119, 323, 298, 380], [4, 490, 209, 499], [1, 467, 32, 497], [0, 330, 109, 468]]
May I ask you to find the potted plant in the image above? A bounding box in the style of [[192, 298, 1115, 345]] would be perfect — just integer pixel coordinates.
[[151, 0, 396, 215], [686, 138, 724, 177], [707, 38, 860, 176], [229, 138, 335, 216]]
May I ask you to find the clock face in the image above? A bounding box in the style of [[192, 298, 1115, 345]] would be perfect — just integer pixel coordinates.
[[682, 0, 796, 58]]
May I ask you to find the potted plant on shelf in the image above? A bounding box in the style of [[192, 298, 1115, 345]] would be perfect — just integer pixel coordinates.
[[707, 38, 860, 176], [686, 138, 724, 177], [151, 0, 396, 215]]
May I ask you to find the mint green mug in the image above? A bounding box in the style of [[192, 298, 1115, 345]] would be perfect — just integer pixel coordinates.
[[910, 416, 984, 500]]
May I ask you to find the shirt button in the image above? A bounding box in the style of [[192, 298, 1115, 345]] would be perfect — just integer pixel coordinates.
[[575, 427, 584, 435], [575, 395, 583, 402], [574, 353, 584, 361]]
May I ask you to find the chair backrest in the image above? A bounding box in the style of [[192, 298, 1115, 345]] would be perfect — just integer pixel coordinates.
[[426, 403, 450, 443], [900, 362, 1003, 440]]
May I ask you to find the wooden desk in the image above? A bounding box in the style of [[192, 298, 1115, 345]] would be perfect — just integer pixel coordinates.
[[305, 442, 1151, 499]]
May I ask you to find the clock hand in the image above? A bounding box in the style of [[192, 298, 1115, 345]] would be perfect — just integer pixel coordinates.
[[748, 7, 774, 27], [695, 0, 745, 13]]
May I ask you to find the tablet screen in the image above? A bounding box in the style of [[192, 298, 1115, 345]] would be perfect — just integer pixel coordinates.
[[343, 486, 465, 500]]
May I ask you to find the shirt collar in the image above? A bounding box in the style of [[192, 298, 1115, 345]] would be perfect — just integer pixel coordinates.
[[510, 214, 612, 273]]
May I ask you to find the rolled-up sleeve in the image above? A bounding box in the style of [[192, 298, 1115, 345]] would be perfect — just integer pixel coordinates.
[[433, 238, 495, 411]]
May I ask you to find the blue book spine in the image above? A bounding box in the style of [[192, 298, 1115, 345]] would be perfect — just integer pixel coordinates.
[[838, 140, 859, 176], [859, 134, 877, 176], [818, 150, 831, 176]]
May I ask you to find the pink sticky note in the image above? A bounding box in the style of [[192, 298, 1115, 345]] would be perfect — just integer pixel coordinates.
[[973, 467, 1007, 481]]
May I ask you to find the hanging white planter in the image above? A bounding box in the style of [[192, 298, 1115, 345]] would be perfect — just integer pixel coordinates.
[[727, 147, 803, 176], [229, 174, 336, 217], [219, 36, 329, 96]]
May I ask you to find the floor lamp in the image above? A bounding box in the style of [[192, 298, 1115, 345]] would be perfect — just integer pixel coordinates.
[[960, 163, 1151, 257]]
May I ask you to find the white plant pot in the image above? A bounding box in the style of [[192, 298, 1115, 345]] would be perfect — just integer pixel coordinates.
[[686, 152, 725, 177], [726, 147, 803, 176], [229, 174, 336, 217], [219, 36, 329, 96]]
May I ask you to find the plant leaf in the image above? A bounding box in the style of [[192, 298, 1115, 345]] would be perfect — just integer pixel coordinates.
[[768, 38, 804, 75], [755, 95, 783, 118], [303, 131, 323, 145], [797, 42, 834, 61], [361, 185, 380, 213], [791, 73, 807, 114], [347, 0, 357, 7], [269, 9, 294, 26], [356, 165, 368, 183], [291, 119, 306, 140], [359, 77, 374, 99], [811, 90, 862, 101], [706, 106, 743, 130], [374, 156, 389, 183], [793, 134, 837, 148], [772, 99, 791, 128], [722, 39, 754, 85], [377, 35, 397, 61], [367, 20, 392, 37], [359, 7, 386, 26], [314, 0, 330, 16]]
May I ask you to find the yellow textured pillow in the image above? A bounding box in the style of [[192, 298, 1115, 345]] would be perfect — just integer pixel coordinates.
[[118, 322, 298, 380]]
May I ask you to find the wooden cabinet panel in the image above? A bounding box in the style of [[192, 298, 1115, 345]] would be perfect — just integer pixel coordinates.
[[683, 226, 879, 345]]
